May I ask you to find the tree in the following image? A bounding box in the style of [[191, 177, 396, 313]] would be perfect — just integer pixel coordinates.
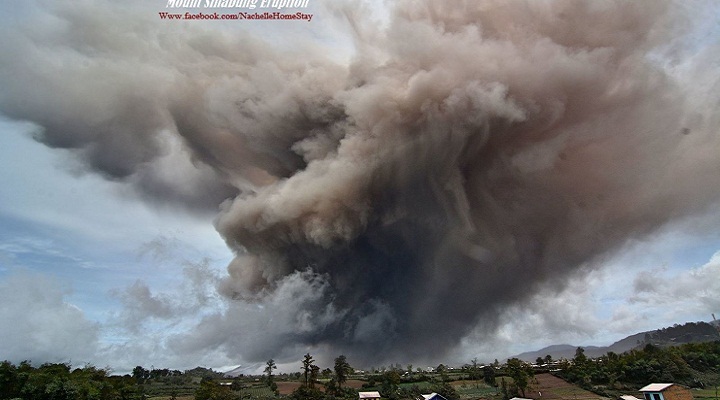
[[379, 370, 401, 400], [574, 347, 587, 364], [309, 365, 320, 389], [436, 364, 447, 374], [289, 385, 323, 400], [0, 361, 139, 400], [334, 355, 352, 390], [500, 377, 509, 400], [0, 361, 19, 399], [436, 364, 449, 381], [301, 353, 315, 387], [195, 378, 236, 400], [264, 359, 278, 393], [430, 380, 460, 400], [467, 358, 482, 381], [483, 364, 496, 387], [132, 366, 149, 383], [505, 358, 533, 397]]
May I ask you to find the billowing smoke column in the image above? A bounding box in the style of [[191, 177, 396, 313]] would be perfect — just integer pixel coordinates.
[[1, 0, 719, 364]]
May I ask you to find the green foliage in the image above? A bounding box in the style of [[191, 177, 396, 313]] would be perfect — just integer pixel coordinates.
[[379, 370, 402, 400], [333, 356, 352, 390], [195, 378, 238, 400], [288, 385, 324, 400], [184, 367, 224, 380], [264, 359, 278, 395], [556, 340, 720, 390], [499, 377, 509, 400], [429, 380, 459, 400], [483, 366, 496, 387], [0, 361, 140, 400], [504, 358, 534, 397], [301, 354, 316, 388], [467, 359, 481, 381]]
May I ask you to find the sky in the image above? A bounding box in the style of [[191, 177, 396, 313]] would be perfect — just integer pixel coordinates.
[[0, 0, 719, 375]]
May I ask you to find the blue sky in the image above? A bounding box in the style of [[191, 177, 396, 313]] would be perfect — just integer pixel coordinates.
[[0, 117, 236, 368], [0, 0, 719, 374]]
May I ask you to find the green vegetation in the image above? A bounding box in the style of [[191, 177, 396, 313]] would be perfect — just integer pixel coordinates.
[[0, 361, 138, 400], [556, 340, 720, 397], [4, 339, 719, 400], [265, 359, 279, 395]]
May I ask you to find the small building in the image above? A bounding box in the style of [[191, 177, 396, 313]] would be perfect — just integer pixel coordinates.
[[621, 395, 642, 400], [639, 383, 693, 400], [421, 393, 449, 400], [359, 391, 381, 400]]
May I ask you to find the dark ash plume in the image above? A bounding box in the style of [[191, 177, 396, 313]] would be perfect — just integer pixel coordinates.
[[1, 0, 719, 365]]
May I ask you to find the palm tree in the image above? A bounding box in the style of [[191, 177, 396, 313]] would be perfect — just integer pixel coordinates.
[[334, 355, 352, 389]]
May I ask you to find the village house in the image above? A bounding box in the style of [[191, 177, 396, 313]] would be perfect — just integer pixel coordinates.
[[421, 393, 449, 400], [639, 383, 693, 400], [359, 391, 381, 400]]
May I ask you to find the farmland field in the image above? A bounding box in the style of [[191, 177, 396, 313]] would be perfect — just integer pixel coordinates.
[[452, 380, 500, 399], [276, 379, 366, 395], [238, 386, 277, 398], [148, 373, 720, 400], [529, 374, 607, 400], [277, 381, 302, 395], [692, 388, 720, 400]]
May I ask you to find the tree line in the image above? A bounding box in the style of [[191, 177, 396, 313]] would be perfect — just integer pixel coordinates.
[[193, 353, 358, 400], [7, 341, 716, 400], [555, 341, 720, 394], [0, 361, 139, 400]]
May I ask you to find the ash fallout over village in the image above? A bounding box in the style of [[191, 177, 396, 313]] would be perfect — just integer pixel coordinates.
[[0, 0, 720, 393]]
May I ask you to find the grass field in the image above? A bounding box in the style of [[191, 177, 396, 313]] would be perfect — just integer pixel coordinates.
[[452, 380, 500, 399], [692, 388, 720, 400]]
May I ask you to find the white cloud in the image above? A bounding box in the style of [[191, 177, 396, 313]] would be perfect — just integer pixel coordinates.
[[0, 273, 100, 364], [630, 251, 720, 313], [454, 237, 720, 364]]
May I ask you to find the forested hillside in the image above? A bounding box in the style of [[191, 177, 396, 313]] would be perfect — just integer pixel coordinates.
[[555, 341, 720, 396]]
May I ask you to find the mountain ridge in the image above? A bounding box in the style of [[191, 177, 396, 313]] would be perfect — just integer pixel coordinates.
[[511, 321, 720, 362]]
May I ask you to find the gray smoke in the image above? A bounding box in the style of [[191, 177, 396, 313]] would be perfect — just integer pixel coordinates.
[[1, 0, 719, 365]]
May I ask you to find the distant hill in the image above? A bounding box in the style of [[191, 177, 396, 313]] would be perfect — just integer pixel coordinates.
[[512, 321, 720, 362]]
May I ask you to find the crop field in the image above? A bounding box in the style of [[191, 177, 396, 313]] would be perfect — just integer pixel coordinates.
[[145, 373, 720, 400], [398, 381, 434, 390], [529, 374, 607, 400], [451, 380, 500, 399], [238, 386, 277, 398]]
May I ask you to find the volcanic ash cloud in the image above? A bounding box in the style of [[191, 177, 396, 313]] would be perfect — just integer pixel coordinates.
[[1, 0, 719, 365], [213, 1, 720, 362]]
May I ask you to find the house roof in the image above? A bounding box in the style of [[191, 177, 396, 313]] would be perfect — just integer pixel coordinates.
[[359, 391, 381, 399], [621, 395, 642, 400], [421, 394, 448, 400], [639, 384, 674, 392]]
